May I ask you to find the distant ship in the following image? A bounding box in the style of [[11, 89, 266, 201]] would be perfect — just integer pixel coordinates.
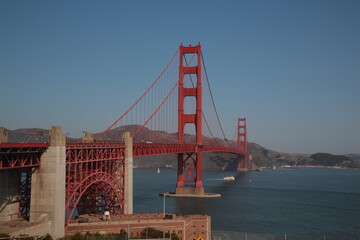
[[157, 168, 160, 174], [223, 176, 235, 181]]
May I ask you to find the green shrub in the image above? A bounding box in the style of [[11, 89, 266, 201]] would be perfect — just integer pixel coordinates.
[[43, 234, 53, 240], [71, 232, 85, 240], [0, 233, 10, 239]]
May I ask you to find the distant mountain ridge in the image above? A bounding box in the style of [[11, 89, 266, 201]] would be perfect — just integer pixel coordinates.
[[4, 127, 359, 169]]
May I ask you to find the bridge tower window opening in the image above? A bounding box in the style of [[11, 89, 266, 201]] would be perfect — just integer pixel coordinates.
[[183, 53, 198, 67], [184, 96, 196, 115], [183, 74, 198, 88], [183, 123, 196, 144]]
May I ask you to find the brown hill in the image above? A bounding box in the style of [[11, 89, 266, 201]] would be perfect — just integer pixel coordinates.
[[8, 128, 78, 143], [94, 125, 224, 146]]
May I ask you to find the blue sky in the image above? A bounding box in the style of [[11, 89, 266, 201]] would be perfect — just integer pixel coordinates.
[[0, 0, 359, 154]]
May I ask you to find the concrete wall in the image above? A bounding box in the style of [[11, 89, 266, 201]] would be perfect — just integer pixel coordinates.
[[10, 221, 51, 238], [30, 126, 66, 239]]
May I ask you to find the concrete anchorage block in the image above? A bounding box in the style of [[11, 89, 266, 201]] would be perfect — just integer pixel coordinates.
[[81, 131, 94, 143], [30, 126, 66, 239], [0, 127, 8, 143]]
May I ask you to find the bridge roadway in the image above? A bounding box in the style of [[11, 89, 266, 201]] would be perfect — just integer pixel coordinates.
[[0, 142, 244, 170]]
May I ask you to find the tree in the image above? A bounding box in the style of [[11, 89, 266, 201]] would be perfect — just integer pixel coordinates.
[[71, 232, 85, 240], [44, 234, 53, 240], [0, 234, 10, 239], [140, 227, 163, 238], [119, 229, 128, 240], [165, 232, 179, 240]]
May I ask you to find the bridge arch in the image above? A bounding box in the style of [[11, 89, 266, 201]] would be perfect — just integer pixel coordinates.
[[65, 171, 124, 227]]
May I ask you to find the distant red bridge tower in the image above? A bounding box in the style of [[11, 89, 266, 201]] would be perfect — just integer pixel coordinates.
[[237, 117, 248, 171]]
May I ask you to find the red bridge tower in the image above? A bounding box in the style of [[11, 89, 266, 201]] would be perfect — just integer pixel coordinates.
[[237, 117, 248, 170], [176, 44, 204, 195]]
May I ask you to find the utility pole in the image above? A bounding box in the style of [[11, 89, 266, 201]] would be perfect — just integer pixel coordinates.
[[163, 194, 166, 218]]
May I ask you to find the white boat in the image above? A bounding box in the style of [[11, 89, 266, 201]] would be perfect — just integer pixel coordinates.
[[223, 176, 235, 181], [157, 168, 160, 174]]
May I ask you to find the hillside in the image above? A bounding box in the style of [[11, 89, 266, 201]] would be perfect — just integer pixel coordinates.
[[3, 126, 359, 170], [7, 128, 78, 143]]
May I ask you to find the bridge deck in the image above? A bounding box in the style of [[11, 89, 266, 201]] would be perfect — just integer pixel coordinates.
[[0, 142, 244, 170]]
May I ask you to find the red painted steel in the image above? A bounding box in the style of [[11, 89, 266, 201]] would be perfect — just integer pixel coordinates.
[[0, 139, 247, 228], [0, 138, 247, 228], [237, 118, 248, 169], [0, 143, 47, 169], [19, 171, 32, 220], [133, 143, 196, 156], [178, 44, 202, 146], [0, 142, 243, 169], [65, 143, 126, 229], [177, 44, 204, 190]]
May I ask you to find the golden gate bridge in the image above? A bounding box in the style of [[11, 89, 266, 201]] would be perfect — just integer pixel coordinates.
[[0, 43, 247, 237]]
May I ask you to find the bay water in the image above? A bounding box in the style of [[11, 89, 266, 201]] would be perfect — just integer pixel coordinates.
[[133, 168, 360, 238]]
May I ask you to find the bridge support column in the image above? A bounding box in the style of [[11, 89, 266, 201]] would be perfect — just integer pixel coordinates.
[[30, 126, 66, 239], [237, 155, 247, 172], [123, 132, 133, 214], [176, 153, 184, 188], [175, 152, 204, 196]]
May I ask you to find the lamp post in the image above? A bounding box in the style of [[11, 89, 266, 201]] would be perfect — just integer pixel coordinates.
[[163, 194, 166, 218]]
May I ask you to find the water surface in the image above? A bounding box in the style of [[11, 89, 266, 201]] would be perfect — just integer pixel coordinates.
[[133, 168, 360, 237]]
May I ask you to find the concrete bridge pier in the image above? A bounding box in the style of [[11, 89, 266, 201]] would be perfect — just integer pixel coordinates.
[[237, 154, 250, 172], [123, 132, 133, 214], [175, 152, 205, 196], [30, 126, 66, 239]]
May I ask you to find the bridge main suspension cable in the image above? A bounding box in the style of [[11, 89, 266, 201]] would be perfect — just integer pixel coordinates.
[[201, 53, 231, 147], [95, 48, 180, 141]]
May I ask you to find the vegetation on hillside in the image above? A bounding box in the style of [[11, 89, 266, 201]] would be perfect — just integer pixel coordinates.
[[310, 153, 351, 166]]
